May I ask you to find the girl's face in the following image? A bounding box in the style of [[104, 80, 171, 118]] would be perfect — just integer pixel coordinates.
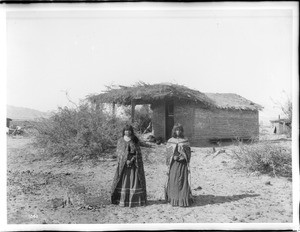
[[175, 129, 182, 137], [124, 130, 132, 137]]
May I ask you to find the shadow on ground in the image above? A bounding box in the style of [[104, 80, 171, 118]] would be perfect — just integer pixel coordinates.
[[127, 194, 260, 207], [191, 194, 260, 207], [147, 199, 168, 206]]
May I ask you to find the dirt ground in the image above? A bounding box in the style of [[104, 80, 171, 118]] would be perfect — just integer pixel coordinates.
[[7, 136, 293, 224]]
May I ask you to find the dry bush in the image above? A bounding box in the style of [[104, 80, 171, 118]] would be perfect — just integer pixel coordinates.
[[123, 105, 152, 133], [231, 142, 292, 178], [32, 103, 128, 160]]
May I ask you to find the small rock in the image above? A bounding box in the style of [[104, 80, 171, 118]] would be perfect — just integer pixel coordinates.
[[194, 186, 202, 191], [72, 156, 80, 161], [232, 216, 238, 221], [249, 171, 260, 177], [70, 185, 86, 194], [84, 196, 102, 207], [51, 198, 65, 209], [264, 181, 272, 185], [239, 219, 245, 222]]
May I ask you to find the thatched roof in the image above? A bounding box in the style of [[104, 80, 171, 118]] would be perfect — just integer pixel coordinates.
[[87, 82, 215, 107], [205, 93, 263, 111], [87, 83, 263, 111]]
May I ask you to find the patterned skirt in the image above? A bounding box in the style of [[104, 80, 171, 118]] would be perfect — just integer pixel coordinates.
[[114, 165, 146, 207], [166, 160, 192, 207]]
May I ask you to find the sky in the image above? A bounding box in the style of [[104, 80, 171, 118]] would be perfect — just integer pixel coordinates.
[[3, 2, 299, 123]]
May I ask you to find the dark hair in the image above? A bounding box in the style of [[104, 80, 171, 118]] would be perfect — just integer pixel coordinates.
[[171, 123, 184, 138], [122, 124, 139, 144]]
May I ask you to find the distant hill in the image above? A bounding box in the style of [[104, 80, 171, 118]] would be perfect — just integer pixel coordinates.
[[7, 105, 50, 120]]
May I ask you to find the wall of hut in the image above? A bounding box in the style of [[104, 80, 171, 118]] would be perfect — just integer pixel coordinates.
[[151, 100, 259, 146], [191, 106, 259, 145], [173, 101, 195, 140]]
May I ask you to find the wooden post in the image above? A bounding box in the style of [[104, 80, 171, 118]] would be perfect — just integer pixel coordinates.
[[112, 102, 116, 117], [131, 100, 135, 123], [95, 100, 100, 111]]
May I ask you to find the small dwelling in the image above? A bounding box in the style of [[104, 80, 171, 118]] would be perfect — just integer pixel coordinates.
[[270, 116, 291, 134], [6, 118, 12, 128], [88, 83, 263, 146]]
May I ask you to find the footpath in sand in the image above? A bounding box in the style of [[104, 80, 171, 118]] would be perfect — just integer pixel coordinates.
[[7, 137, 293, 224]]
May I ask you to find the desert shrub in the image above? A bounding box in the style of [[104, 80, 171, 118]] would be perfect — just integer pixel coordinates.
[[231, 142, 292, 177], [124, 105, 152, 133], [32, 103, 128, 160]]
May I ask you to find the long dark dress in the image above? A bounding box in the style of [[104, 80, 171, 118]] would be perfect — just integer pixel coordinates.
[[111, 137, 147, 207], [165, 137, 192, 207]]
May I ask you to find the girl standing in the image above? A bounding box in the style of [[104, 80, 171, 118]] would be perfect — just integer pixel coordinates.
[[111, 125, 147, 207], [165, 123, 193, 207]]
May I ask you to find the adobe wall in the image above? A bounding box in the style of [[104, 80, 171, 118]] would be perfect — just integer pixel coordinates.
[[152, 101, 259, 146], [192, 107, 259, 144], [173, 102, 259, 146]]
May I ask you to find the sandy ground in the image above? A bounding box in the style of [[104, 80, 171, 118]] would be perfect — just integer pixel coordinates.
[[7, 136, 293, 224]]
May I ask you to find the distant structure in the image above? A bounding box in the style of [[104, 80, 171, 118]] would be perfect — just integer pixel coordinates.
[[270, 115, 291, 134], [6, 118, 12, 128], [87, 83, 263, 146]]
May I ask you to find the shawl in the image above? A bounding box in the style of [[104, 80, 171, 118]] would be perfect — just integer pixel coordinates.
[[165, 137, 191, 168], [111, 137, 147, 203]]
